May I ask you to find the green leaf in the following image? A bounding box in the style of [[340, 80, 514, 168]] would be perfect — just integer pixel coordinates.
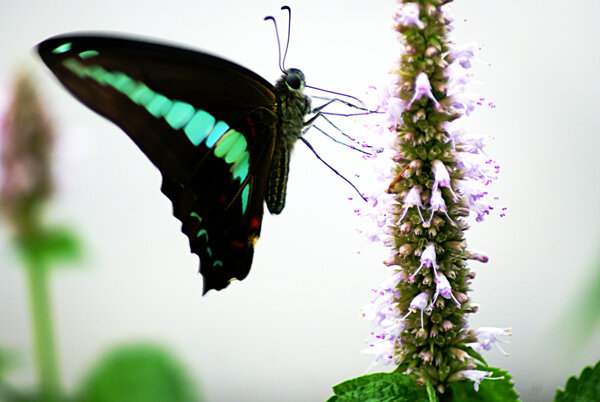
[[16, 226, 82, 269], [448, 366, 518, 401], [327, 372, 428, 402], [425, 380, 439, 402], [0, 347, 12, 379], [0, 389, 67, 402], [78, 343, 200, 402], [555, 360, 600, 402], [552, 252, 600, 354], [463, 346, 487, 366]]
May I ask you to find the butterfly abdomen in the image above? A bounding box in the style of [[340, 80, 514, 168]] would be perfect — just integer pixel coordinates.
[[265, 144, 290, 214]]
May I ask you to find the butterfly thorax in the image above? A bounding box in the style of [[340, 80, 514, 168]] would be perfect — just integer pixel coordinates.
[[265, 68, 311, 215]]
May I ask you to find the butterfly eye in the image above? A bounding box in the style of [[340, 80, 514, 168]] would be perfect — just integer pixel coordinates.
[[285, 71, 302, 90]]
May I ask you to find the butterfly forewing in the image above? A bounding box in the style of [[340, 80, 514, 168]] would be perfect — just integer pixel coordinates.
[[37, 34, 279, 292]]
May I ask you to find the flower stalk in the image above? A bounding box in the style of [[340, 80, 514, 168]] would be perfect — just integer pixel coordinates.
[[1, 74, 62, 400]]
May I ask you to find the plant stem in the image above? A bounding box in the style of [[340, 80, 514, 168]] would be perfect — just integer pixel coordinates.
[[25, 253, 61, 400]]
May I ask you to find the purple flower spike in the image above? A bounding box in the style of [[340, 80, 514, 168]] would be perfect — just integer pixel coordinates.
[[453, 370, 504, 391], [360, 1, 507, 391], [427, 188, 454, 225], [431, 272, 461, 309], [469, 327, 512, 356], [398, 186, 425, 224], [410, 243, 438, 281], [395, 3, 425, 29], [407, 73, 441, 109], [401, 291, 431, 329], [432, 160, 458, 201]]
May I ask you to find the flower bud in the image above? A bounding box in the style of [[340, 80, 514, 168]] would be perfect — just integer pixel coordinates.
[[425, 46, 438, 57], [468, 250, 489, 263], [441, 320, 454, 331], [449, 347, 468, 362], [398, 243, 413, 257]]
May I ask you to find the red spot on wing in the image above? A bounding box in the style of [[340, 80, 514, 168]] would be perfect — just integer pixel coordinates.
[[249, 217, 260, 230], [230, 240, 245, 249], [219, 194, 227, 204], [245, 116, 257, 138]]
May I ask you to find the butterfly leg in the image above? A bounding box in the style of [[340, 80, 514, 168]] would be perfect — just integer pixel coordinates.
[[299, 136, 367, 202], [303, 111, 376, 156], [311, 96, 380, 116]]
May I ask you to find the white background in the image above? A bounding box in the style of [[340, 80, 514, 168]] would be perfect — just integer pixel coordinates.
[[0, 1, 599, 401]]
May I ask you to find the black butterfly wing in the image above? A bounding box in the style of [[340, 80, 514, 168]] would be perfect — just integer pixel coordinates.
[[37, 34, 278, 293]]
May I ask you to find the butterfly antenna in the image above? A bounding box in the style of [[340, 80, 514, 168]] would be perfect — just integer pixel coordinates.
[[281, 5, 292, 70], [264, 13, 285, 73], [299, 137, 367, 202], [305, 85, 366, 106]]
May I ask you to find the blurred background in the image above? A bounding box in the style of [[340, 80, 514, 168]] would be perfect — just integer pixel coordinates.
[[0, 0, 599, 401]]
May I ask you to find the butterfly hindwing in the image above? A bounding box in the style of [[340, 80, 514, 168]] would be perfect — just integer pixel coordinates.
[[161, 107, 277, 292], [37, 34, 279, 292]]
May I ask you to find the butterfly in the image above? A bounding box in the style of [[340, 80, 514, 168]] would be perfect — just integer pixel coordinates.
[[36, 30, 318, 294]]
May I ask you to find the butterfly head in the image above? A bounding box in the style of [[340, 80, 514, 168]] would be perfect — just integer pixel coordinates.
[[283, 68, 305, 92]]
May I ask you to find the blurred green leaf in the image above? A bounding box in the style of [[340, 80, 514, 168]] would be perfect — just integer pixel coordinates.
[[327, 372, 429, 402], [0, 388, 69, 402], [0, 346, 22, 401], [571, 254, 600, 340], [78, 343, 200, 402], [0, 345, 66, 402], [448, 366, 518, 401], [0, 346, 14, 379], [555, 360, 600, 402], [16, 226, 82, 269], [551, 251, 600, 356]]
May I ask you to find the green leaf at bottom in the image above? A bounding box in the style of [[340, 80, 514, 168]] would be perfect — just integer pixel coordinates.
[[78, 343, 200, 402], [555, 360, 600, 402], [327, 372, 428, 402]]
